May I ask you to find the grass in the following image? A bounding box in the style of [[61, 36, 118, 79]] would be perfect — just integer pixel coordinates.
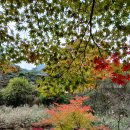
[[0, 105, 48, 129]]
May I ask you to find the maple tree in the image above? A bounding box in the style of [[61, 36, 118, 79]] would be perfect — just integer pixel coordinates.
[[33, 96, 94, 130], [32, 96, 111, 130], [93, 51, 130, 86], [0, 0, 130, 90], [0, 0, 130, 62], [0, 62, 18, 73]]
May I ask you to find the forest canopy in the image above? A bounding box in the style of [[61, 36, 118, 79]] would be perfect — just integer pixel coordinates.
[[0, 0, 130, 63], [1, 0, 130, 86]]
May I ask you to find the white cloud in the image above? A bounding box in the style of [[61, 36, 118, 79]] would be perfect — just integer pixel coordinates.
[[17, 61, 35, 70]]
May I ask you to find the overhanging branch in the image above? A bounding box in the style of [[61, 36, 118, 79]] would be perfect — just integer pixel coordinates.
[[89, 0, 102, 56]]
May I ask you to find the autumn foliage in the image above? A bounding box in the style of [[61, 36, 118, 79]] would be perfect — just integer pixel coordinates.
[[32, 96, 94, 129], [32, 96, 110, 130], [0, 64, 18, 73], [93, 53, 130, 86]]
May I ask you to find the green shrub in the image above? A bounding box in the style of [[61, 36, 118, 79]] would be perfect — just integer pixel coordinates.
[[39, 93, 74, 106], [3, 77, 35, 107], [0, 89, 5, 105]]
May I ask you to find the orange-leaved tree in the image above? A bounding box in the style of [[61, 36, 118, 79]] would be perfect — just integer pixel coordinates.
[[32, 96, 110, 130], [47, 96, 94, 130]]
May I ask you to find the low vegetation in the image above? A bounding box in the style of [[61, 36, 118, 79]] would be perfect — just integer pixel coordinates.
[[0, 105, 47, 130]]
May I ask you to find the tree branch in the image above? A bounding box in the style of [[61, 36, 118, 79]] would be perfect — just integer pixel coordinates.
[[89, 0, 102, 56], [89, 0, 95, 29]]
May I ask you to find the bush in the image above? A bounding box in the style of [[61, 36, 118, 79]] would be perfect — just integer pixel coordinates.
[[81, 82, 130, 115], [83, 90, 110, 114], [33, 96, 96, 130], [2, 77, 35, 107], [0, 90, 4, 105], [39, 93, 74, 106], [0, 105, 47, 129]]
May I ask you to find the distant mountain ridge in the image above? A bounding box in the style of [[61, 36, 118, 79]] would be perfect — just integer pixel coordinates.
[[33, 64, 45, 72], [0, 64, 46, 88]]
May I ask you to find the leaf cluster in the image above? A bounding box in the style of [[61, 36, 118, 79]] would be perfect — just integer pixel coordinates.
[[0, 0, 130, 64]]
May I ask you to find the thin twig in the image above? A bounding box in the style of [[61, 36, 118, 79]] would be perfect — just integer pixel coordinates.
[[90, 33, 102, 56], [83, 36, 91, 59]]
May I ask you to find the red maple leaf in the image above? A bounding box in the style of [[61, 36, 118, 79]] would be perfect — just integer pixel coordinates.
[[94, 57, 110, 71], [111, 73, 126, 85], [122, 64, 130, 71]]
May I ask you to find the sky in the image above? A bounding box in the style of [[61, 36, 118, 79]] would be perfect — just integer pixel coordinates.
[[6, 20, 36, 70], [17, 61, 35, 70]]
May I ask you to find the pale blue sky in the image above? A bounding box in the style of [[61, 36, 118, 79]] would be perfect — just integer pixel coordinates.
[[17, 61, 35, 70]]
